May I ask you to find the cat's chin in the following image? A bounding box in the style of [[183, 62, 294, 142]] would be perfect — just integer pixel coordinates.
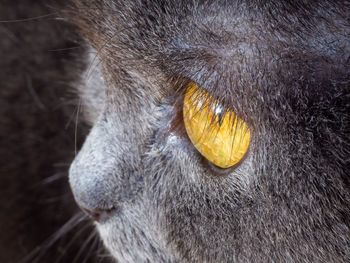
[[95, 203, 178, 263]]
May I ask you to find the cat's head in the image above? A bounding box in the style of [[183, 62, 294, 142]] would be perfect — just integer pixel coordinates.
[[68, 1, 350, 262]]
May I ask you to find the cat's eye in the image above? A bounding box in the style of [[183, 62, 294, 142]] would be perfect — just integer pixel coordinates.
[[183, 82, 251, 169]]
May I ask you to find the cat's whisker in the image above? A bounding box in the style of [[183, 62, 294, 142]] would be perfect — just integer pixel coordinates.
[[20, 213, 86, 263], [74, 98, 82, 156], [87, 233, 104, 263], [73, 227, 97, 263], [65, 102, 80, 130], [37, 193, 73, 204], [36, 172, 66, 186], [94, 235, 115, 263], [0, 13, 57, 23], [54, 218, 94, 263]]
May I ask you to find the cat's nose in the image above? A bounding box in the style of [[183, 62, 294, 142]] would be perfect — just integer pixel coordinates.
[[69, 124, 120, 221], [69, 146, 119, 221], [69, 120, 143, 222]]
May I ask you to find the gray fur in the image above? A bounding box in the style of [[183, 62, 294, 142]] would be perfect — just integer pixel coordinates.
[[68, 0, 350, 262], [1, 0, 349, 262]]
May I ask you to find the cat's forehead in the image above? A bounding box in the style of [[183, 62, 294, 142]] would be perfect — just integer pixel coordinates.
[[75, 1, 348, 72], [72, 0, 349, 115]]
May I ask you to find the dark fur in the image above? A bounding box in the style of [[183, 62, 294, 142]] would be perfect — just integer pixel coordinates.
[[1, 0, 349, 262]]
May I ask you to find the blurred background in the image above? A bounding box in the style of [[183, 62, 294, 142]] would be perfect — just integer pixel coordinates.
[[0, 1, 110, 262]]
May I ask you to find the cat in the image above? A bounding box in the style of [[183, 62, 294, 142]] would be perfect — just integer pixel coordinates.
[[1, 0, 349, 262]]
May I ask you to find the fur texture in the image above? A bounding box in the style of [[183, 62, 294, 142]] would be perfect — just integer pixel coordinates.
[[69, 1, 350, 262], [1, 0, 350, 262]]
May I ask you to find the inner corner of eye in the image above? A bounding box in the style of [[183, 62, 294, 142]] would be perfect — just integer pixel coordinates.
[[182, 81, 251, 169]]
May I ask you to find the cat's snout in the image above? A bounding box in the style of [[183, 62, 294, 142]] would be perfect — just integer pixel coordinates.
[[69, 121, 143, 223], [68, 125, 120, 221], [69, 151, 118, 222]]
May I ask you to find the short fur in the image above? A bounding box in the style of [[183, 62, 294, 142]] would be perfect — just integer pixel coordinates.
[[1, 0, 350, 262]]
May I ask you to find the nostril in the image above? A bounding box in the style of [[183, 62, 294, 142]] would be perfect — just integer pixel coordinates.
[[79, 205, 113, 222]]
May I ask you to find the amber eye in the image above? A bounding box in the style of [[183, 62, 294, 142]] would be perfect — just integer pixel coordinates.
[[183, 82, 251, 169]]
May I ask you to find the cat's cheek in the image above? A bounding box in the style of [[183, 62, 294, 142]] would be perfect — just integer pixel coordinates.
[[142, 125, 258, 261]]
